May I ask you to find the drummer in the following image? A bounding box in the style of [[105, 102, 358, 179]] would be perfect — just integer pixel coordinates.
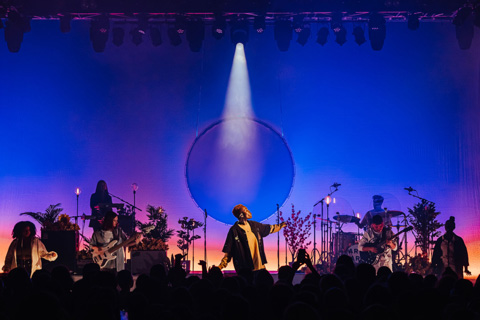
[[356, 195, 392, 229]]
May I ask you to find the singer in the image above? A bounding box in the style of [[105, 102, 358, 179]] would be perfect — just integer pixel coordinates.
[[90, 180, 113, 231], [218, 204, 286, 272]]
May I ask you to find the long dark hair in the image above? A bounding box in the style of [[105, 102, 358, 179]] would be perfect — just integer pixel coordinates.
[[95, 180, 109, 195], [12, 221, 36, 239], [102, 211, 117, 231]]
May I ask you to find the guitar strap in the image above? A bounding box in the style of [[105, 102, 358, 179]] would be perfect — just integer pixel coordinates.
[[381, 227, 387, 243]]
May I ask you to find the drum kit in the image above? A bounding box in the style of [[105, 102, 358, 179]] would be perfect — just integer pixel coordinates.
[[315, 208, 410, 270]]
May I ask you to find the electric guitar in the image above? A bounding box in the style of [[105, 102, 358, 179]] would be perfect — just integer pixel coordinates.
[[92, 232, 142, 268], [360, 226, 413, 265]]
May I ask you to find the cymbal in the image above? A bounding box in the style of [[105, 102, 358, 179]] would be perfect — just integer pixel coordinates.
[[369, 210, 404, 219], [333, 215, 360, 223]]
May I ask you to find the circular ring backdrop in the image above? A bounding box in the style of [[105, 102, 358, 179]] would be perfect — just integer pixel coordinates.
[[185, 117, 295, 225]]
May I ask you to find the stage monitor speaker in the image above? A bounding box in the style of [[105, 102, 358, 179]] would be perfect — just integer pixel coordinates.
[[41, 230, 77, 272], [130, 250, 169, 275]]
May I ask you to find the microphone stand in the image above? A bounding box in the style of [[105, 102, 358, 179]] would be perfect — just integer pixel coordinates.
[[407, 191, 435, 205], [108, 192, 143, 212]]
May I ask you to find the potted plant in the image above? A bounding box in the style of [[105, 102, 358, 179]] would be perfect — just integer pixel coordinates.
[[176, 217, 203, 272], [280, 204, 312, 265], [129, 205, 174, 273], [407, 200, 443, 259]]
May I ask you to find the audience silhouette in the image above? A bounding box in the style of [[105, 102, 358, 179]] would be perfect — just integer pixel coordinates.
[[0, 253, 478, 320]]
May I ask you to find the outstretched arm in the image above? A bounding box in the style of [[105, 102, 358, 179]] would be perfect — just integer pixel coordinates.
[[304, 253, 320, 277], [198, 260, 208, 277], [37, 239, 57, 261], [270, 222, 287, 234], [218, 253, 231, 270]]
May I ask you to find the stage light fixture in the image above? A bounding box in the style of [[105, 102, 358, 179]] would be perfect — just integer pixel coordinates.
[[230, 18, 249, 45], [316, 26, 329, 46], [455, 18, 474, 50], [90, 14, 110, 53], [137, 15, 149, 34], [175, 15, 186, 34], [130, 16, 149, 46], [368, 13, 386, 51], [60, 14, 72, 33], [167, 26, 182, 46], [474, 7, 480, 28], [130, 27, 143, 46], [325, 196, 332, 205], [293, 15, 304, 33], [186, 19, 205, 52], [254, 15, 266, 33], [274, 19, 292, 52], [331, 14, 346, 46], [150, 27, 162, 46], [212, 15, 226, 40], [352, 25, 366, 45], [5, 11, 25, 53], [112, 26, 124, 46], [453, 6, 473, 26], [453, 6, 474, 50], [407, 14, 420, 30], [333, 24, 347, 45], [296, 24, 311, 46], [23, 17, 31, 33]]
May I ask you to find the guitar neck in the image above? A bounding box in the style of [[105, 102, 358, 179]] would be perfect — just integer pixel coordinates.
[[380, 227, 413, 245], [107, 236, 137, 254]]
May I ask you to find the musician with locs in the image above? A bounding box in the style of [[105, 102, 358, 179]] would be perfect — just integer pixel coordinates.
[[90, 211, 127, 271], [357, 195, 392, 229], [2, 221, 57, 277], [219, 204, 287, 272], [358, 215, 397, 272], [432, 216, 470, 279], [90, 180, 113, 231]]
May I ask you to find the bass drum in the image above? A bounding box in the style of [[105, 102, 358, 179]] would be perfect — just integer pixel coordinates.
[[347, 244, 361, 265], [333, 232, 357, 255]]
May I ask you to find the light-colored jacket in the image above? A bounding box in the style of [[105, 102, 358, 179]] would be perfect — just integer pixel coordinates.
[[3, 237, 57, 276]]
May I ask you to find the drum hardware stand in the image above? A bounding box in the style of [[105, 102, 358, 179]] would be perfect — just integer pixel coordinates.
[[390, 212, 414, 270], [334, 212, 342, 258], [314, 182, 341, 270], [312, 199, 323, 265], [204, 209, 207, 264], [276, 204, 280, 270]]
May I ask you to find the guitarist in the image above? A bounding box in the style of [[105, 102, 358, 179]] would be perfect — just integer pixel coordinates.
[[358, 215, 397, 272], [90, 211, 127, 271]]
